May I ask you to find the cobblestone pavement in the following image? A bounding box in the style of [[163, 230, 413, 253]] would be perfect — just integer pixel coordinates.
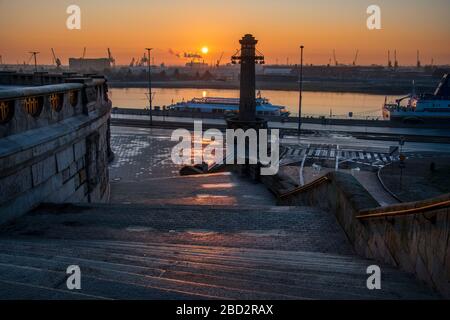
[[109, 126, 275, 206], [110, 128, 179, 181]]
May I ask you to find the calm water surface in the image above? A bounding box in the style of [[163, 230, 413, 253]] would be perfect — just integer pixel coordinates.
[[110, 88, 398, 118]]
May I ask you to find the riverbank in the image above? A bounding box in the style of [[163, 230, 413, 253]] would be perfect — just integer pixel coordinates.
[[108, 79, 437, 95]]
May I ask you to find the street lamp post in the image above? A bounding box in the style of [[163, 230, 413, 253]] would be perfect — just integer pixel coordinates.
[[399, 136, 405, 191], [145, 48, 153, 126], [298, 45, 304, 134]]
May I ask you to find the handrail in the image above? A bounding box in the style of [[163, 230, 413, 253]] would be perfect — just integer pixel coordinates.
[[376, 166, 403, 203], [356, 199, 450, 220], [278, 176, 330, 199]]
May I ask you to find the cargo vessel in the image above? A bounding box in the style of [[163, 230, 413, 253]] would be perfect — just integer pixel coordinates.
[[383, 74, 450, 123]]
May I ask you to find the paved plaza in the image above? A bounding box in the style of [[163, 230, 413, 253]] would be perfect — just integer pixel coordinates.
[[109, 126, 275, 206]]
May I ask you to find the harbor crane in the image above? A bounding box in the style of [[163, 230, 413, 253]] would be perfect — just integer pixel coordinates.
[[29, 51, 39, 71], [216, 52, 224, 67], [51, 48, 62, 68], [138, 53, 148, 66], [387, 50, 392, 68], [417, 50, 421, 68], [394, 50, 398, 68], [82, 47, 86, 59], [332, 49, 338, 66], [107, 48, 116, 67], [129, 57, 135, 67], [352, 50, 359, 66]]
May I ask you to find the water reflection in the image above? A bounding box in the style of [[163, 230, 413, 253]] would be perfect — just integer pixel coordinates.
[[110, 87, 397, 118]]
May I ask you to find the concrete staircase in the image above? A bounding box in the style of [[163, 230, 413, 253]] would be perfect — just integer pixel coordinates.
[[0, 204, 439, 299]]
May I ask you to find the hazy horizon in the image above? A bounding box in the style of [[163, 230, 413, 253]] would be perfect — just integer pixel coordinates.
[[1, 0, 450, 66]]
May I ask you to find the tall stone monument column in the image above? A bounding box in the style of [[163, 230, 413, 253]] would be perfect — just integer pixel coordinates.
[[228, 34, 266, 130], [238, 34, 258, 122], [227, 34, 267, 179]]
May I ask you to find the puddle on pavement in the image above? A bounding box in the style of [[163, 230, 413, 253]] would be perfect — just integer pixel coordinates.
[[126, 226, 155, 232], [185, 229, 218, 236], [201, 183, 235, 189], [239, 230, 288, 237]]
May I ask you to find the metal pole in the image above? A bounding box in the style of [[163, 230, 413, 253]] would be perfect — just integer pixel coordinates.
[[400, 167, 403, 191], [145, 48, 153, 126], [399, 137, 405, 191], [298, 45, 304, 134]]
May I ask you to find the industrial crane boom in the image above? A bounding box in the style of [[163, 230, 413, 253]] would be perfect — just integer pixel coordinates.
[[51, 48, 62, 68], [352, 50, 359, 66], [216, 52, 224, 67]]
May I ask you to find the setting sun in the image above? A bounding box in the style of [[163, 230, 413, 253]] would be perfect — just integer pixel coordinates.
[[201, 47, 209, 55]]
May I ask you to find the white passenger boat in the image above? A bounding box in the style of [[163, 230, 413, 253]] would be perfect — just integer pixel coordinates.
[[168, 93, 290, 117]]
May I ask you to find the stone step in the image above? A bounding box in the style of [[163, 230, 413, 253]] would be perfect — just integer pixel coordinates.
[[10, 246, 437, 297], [0, 241, 363, 279], [0, 203, 439, 299], [0, 258, 301, 300], [0, 241, 376, 283], [0, 279, 104, 300], [0, 249, 429, 300], [0, 239, 380, 275], [0, 241, 436, 299], [4, 203, 326, 226], [0, 238, 426, 286], [0, 243, 376, 291], [0, 258, 369, 300], [1, 203, 355, 256], [0, 237, 360, 263], [0, 261, 219, 300]]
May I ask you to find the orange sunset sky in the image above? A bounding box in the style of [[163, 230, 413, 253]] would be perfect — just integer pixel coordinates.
[[1, 0, 449, 66]]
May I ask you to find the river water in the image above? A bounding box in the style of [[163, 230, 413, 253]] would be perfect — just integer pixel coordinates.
[[109, 87, 398, 119]]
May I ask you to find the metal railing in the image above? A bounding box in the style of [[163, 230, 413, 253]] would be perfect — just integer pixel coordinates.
[[278, 175, 330, 199], [356, 199, 450, 220]]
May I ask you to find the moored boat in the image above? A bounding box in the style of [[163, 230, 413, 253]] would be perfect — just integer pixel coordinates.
[[383, 74, 450, 123], [167, 93, 290, 117]]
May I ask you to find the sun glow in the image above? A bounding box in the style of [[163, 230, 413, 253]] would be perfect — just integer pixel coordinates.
[[201, 47, 209, 55]]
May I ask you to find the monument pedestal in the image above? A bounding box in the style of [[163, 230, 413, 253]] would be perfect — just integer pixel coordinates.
[[226, 116, 268, 182], [226, 116, 267, 131]]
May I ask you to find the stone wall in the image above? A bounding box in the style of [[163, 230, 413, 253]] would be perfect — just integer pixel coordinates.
[[278, 171, 450, 298], [0, 73, 112, 224], [357, 195, 450, 298]]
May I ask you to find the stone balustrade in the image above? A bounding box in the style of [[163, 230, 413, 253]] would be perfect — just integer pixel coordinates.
[[0, 72, 113, 224], [0, 73, 110, 138]]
